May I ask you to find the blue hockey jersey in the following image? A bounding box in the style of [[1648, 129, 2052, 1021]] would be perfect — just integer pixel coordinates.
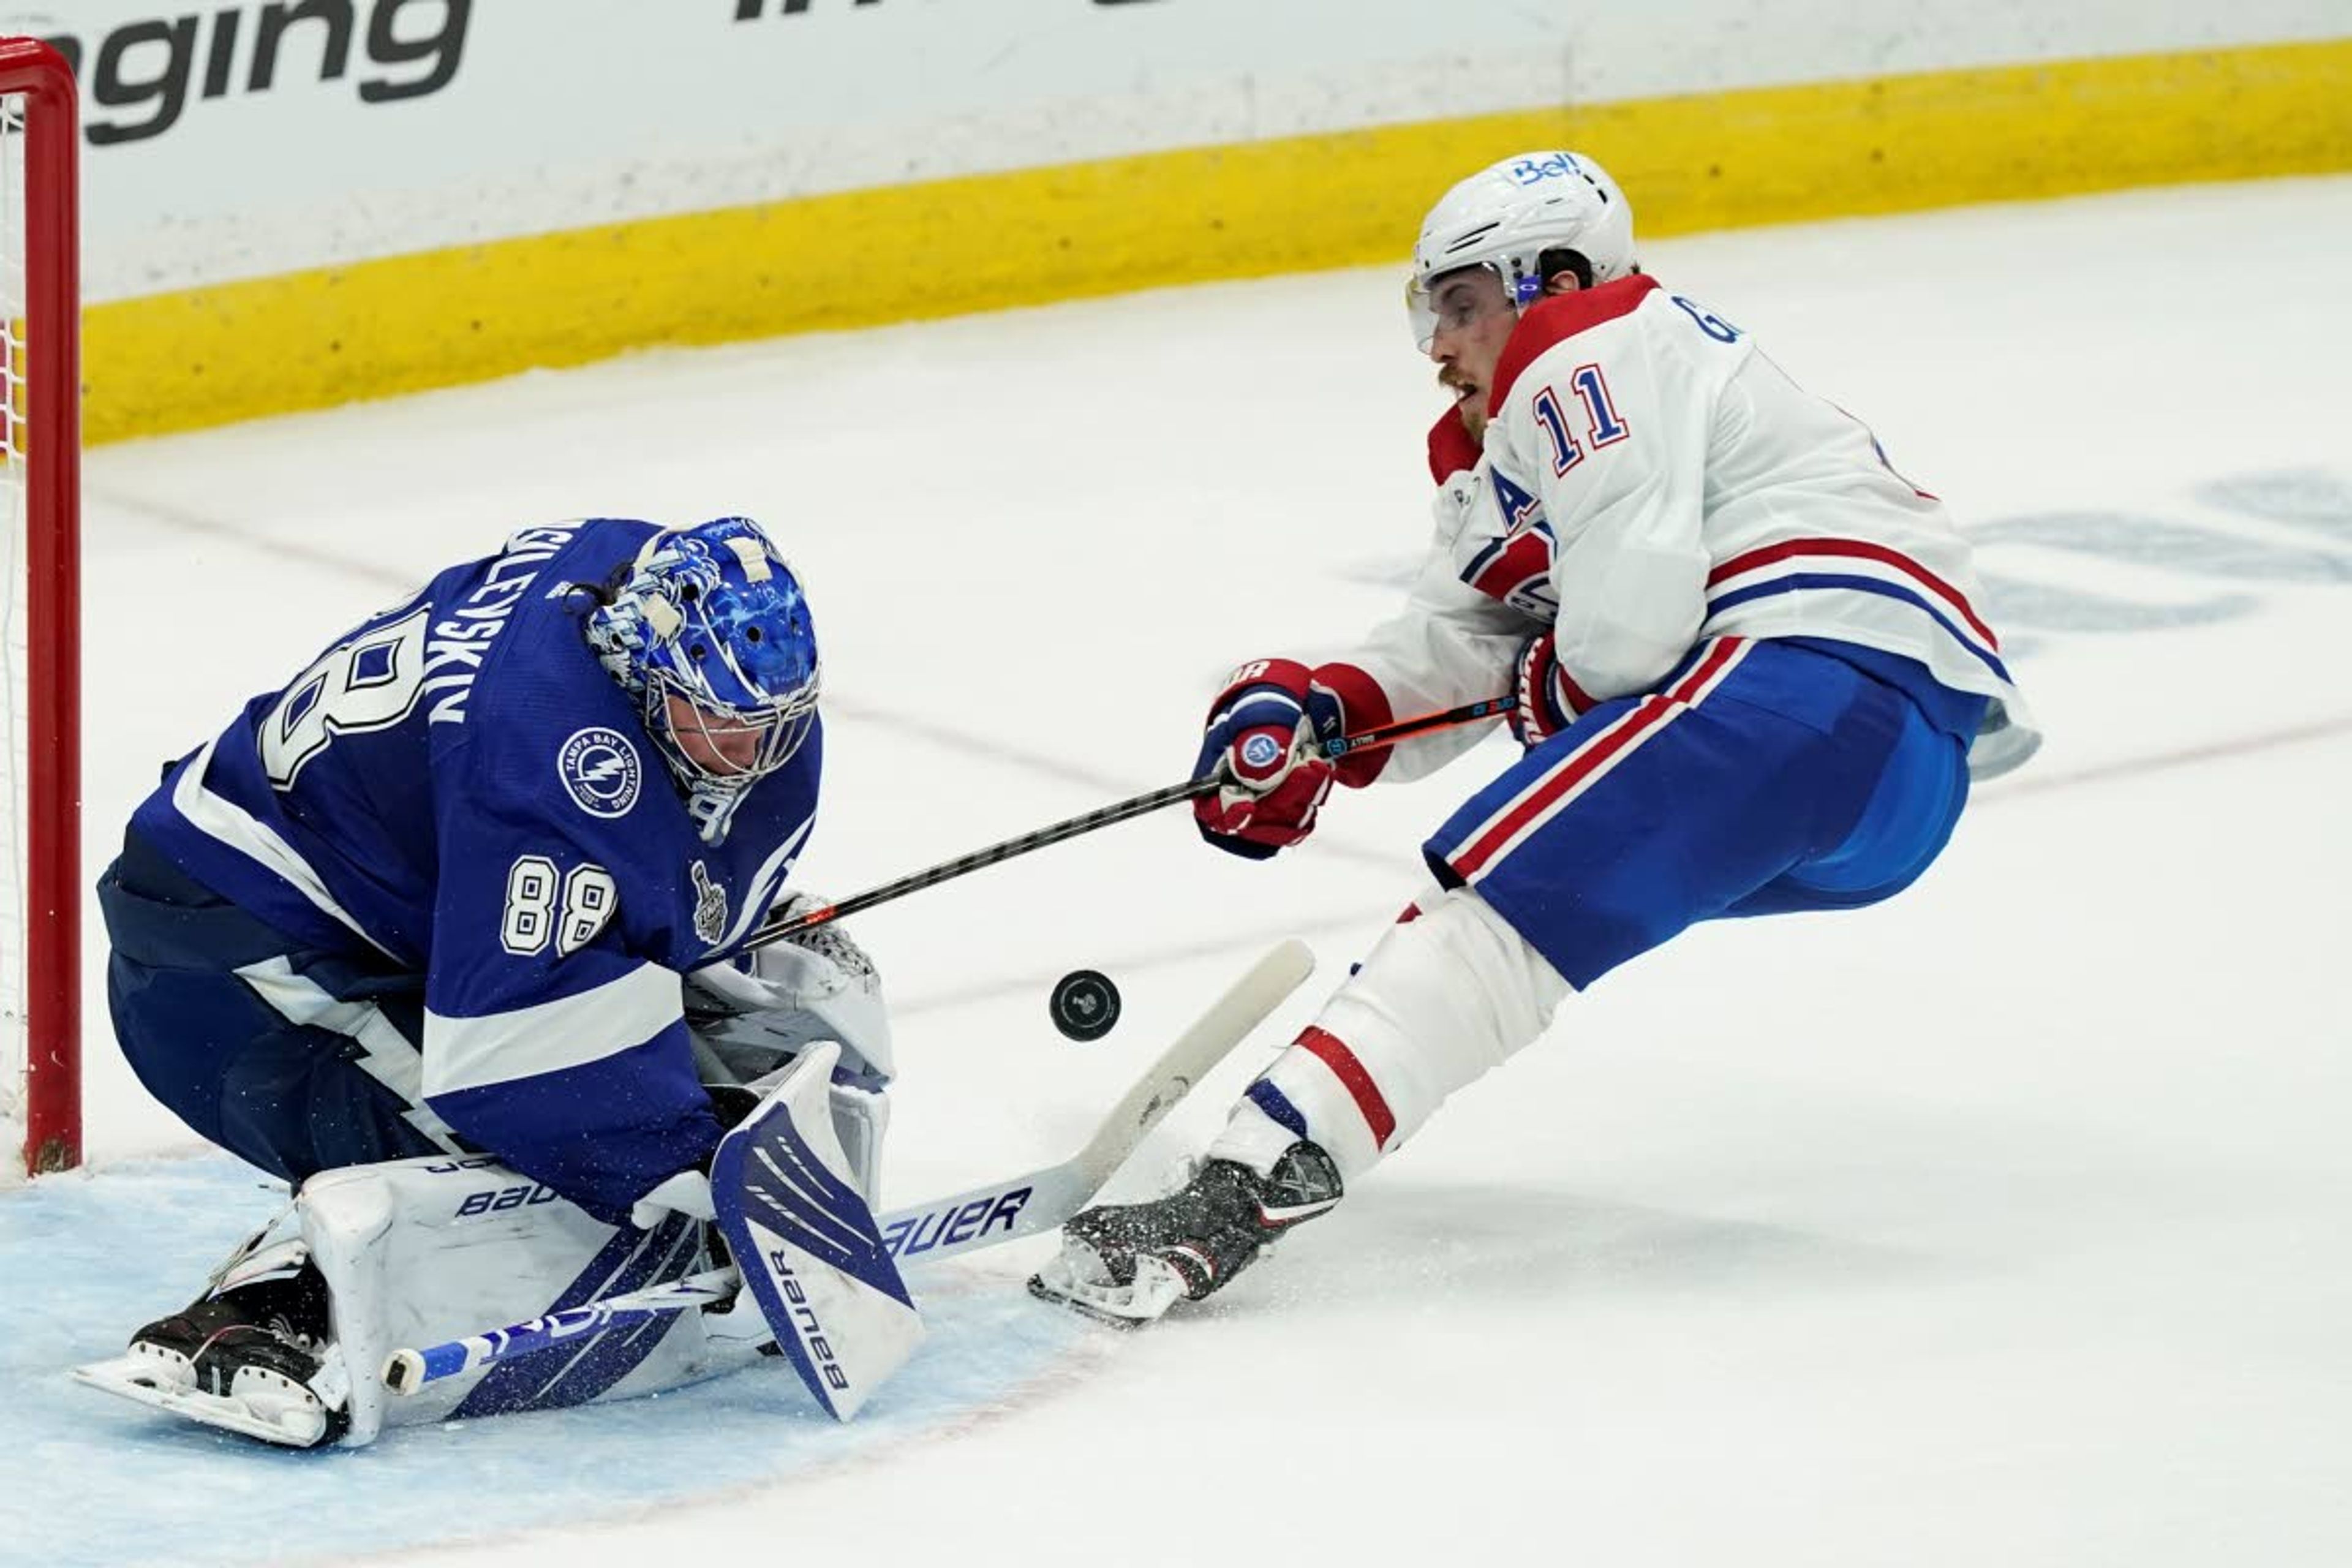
[[129, 519, 823, 1219]]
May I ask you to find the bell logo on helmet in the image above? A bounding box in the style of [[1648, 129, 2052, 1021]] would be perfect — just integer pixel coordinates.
[[557, 728, 643, 818], [1507, 153, 1584, 187]]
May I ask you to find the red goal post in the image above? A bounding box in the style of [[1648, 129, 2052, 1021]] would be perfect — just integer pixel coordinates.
[[0, 36, 79, 1177]]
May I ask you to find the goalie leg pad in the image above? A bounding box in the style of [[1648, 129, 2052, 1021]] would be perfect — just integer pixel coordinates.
[[83, 1155, 754, 1447], [301, 1156, 744, 1444], [711, 1041, 924, 1421]]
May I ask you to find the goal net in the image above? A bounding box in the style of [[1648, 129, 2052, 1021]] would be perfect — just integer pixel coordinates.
[[0, 37, 78, 1178]]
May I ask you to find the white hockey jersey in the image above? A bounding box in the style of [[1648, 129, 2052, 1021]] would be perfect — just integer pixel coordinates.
[[1316, 274, 2037, 785]]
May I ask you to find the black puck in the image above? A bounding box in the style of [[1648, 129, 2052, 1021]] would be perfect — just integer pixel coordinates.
[[1050, 970, 1121, 1042]]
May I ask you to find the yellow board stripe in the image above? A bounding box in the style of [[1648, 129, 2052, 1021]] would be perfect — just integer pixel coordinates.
[[86, 37, 2352, 445]]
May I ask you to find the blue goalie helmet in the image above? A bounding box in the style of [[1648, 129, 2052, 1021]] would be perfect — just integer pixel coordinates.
[[584, 516, 820, 842]]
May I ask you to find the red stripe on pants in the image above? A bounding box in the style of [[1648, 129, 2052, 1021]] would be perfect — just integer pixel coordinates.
[[1451, 699, 1672, 879], [1665, 637, 1744, 703], [1452, 638, 1747, 881]]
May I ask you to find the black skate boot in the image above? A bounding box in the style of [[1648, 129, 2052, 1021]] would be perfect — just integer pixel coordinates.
[[109, 1257, 350, 1447], [1028, 1140, 1343, 1324]]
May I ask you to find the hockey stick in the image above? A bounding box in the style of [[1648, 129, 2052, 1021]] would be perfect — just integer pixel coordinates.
[[758, 693, 1515, 943], [383, 937, 1316, 1395]]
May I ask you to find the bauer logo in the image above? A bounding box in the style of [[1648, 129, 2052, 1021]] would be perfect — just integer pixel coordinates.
[[19, 0, 473, 149], [557, 728, 643, 818], [882, 1187, 1031, 1257], [454, 1182, 561, 1219], [768, 1252, 853, 1392]]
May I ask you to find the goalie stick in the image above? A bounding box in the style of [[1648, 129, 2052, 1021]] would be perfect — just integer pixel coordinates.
[[758, 694, 1515, 943], [383, 937, 1316, 1395]]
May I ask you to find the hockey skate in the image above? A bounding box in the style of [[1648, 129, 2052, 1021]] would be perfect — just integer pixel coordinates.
[[75, 1245, 351, 1449], [1027, 1140, 1343, 1325]]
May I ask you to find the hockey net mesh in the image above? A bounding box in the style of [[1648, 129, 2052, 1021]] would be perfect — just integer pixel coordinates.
[[0, 84, 26, 1163]]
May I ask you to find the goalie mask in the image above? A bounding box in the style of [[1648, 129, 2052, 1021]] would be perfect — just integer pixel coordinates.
[[1407, 150, 1637, 352], [584, 516, 820, 843]]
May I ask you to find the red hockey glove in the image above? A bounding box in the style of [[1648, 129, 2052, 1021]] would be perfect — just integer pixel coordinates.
[[1192, 658, 1340, 861], [1509, 631, 1591, 748]]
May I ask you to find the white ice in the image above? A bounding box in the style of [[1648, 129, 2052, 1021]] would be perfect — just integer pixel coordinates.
[[7, 174, 2350, 1567]]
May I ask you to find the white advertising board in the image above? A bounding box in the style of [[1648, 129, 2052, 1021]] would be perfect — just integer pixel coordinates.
[[7, 0, 2345, 302]]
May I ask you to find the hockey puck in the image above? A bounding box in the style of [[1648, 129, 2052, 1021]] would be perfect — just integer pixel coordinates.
[[1050, 970, 1121, 1042]]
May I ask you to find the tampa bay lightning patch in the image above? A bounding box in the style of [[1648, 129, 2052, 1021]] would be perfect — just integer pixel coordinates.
[[1240, 733, 1285, 771], [557, 727, 643, 818]]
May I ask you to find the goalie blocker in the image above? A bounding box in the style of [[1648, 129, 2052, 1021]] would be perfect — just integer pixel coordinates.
[[706, 1042, 922, 1420]]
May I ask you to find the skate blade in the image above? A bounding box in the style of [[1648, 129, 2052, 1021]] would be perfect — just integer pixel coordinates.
[[73, 1354, 332, 1449], [1027, 1251, 1188, 1327], [1025, 1273, 1152, 1329]]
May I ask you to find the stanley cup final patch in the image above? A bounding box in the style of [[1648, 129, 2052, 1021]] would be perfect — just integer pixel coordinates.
[[690, 861, 729, 946], [557, 727, 643, 818]]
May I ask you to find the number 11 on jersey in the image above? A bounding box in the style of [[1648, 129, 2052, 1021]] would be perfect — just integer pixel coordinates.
[[1531, 363, 1630, 477]]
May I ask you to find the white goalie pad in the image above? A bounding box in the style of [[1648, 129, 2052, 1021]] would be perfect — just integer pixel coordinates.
[[304, 1156, 759, 1446], [711, 1041, 924, 1421]]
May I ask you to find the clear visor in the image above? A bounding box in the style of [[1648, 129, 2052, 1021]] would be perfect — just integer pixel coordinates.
[[1406, 262, 1538, 353], [656, 676, 819, 788]]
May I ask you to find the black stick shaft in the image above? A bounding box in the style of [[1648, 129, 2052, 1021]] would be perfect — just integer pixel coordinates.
[[753, 692, 1514, 946]]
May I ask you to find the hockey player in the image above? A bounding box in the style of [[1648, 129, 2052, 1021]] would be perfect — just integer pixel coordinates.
[[89, 514, 891, 1442], [1033, 151, 2040, 1322]]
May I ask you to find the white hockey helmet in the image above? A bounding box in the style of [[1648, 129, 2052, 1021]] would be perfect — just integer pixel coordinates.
[[1408, 151, 1637, 350]]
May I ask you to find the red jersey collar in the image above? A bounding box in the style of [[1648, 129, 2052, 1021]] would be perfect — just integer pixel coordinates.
[[1489, 274, 1660, 413]]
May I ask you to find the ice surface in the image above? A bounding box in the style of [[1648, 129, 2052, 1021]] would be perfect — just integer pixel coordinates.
[[9, 175, 2350, 1566], [1, 1161, 1098, 1567]]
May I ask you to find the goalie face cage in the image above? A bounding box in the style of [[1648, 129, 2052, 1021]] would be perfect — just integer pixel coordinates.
[[0, 38, 79, 1177]]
